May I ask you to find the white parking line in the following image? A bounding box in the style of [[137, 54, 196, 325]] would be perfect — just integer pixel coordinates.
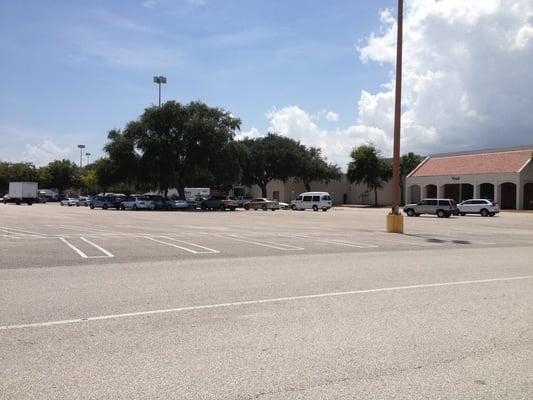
[[144, 236, 218, 254], [80, 237, 114, 257], [218, 234, 305, 251], [159, 235, 219, 253], [283, 234, 378, 249], [59, 237, 114, 258], [0, 226, 47, 238], [1, 275, 531, 331]]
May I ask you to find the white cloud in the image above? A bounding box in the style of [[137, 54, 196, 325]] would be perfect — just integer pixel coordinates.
[[236, 127, 262, 141], [325, 111, 339, 122], [355, 0, 533, 155], [22, 140, 72, 166]]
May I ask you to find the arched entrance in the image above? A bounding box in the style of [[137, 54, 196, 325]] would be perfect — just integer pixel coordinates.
[[480, 183, 494, 200], [425, 184, 437, 198], [524, 183, 533, 210], [444, 184, 460, 202], [460, 184, 473, 201], [500, 182, 516, 209], [409, 185, 421, 203]]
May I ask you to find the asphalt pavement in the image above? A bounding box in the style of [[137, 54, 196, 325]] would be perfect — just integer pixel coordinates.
[[1, 204, 532, 399]]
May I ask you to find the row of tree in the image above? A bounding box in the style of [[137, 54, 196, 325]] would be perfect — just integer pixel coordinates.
[[1, 100, 422, 205]]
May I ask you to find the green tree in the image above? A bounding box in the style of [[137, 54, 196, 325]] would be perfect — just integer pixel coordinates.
[[298, 147, 341, 192], [105, 101, 241, 197], [399, 152, 422, 205], [347, 144, 391, 206], [43, 159, 80, 195], [239, 133, 306, 198], [0, 162, 39, 193]]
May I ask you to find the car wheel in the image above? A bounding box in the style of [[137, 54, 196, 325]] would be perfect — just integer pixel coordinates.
[[415, 213, 420, 217], [219, 204, 226, 211], [291, 204, 296, 210], [480, 208, 489, 217], [459, 212, 466, 216], [489, 212, 495, 217], [121, 205, 125, 210], [102, 204, 108, 210], [230, 207, 236, 211], [133, 205, 138, 211], [312, 205, 318, 212], [322, 208, 328, 212], [436, 209, 444, 218], [244, 204, 249, 210], [262, 204, 267, 211], [406, 209, 415, 217], [60, 203, 64, 206], [89, 204, 95, 209]]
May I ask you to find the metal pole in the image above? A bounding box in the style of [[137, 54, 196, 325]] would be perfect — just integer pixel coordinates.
[[158, 82, 161, 107], [391, 0, 403, 215], [79, 148, 83, 168]]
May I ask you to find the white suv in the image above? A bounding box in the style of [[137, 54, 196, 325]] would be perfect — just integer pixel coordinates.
[[120, 196, 155, 211], [457, 199, 499, 217]]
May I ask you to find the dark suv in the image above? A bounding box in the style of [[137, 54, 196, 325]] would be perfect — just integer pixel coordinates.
[[403, 198, 458, 218], [89, 196, 118, 210], [200, 196, 239, 211]]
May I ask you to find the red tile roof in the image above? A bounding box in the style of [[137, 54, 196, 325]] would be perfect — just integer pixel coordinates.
[[411, 150, 532, 177]]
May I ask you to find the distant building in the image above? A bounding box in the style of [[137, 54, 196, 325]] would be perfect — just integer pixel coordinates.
[[406, 145, 533, 210]]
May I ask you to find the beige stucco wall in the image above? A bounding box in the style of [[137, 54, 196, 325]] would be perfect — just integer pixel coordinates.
[[245, 175, 393, 206]]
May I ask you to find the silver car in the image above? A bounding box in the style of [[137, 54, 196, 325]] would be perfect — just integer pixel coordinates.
[[403, 198, 458, 218], [457, 199, 499, 217]]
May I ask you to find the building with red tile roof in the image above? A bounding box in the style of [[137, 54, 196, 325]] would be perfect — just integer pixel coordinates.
[[406, 145, 533, 209]]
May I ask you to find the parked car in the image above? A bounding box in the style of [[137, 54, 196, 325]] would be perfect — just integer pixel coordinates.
[[174, 199, 190, 209], [244, 198, 280, 211], [200, 196, 239, 211], [403, 198, 458, 218], [60, 197, 79, 207], [279, 202, 290, 210], [457, 199, 499, 217], [290, 192, 333, 211], [89, 196, 118, 210], [77, 196, 90, 207], [231, 196, 253, 208], [121, 196, 155, 210]]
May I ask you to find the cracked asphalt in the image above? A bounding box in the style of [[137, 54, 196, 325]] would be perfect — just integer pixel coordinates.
[[1, 204, 532, 399]]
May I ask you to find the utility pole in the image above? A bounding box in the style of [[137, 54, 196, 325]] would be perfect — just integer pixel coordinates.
[[153, 76, 167, 106], [85, 152, 91, 165], [77, 144, 86, 168], [387, 0, 404, 233]]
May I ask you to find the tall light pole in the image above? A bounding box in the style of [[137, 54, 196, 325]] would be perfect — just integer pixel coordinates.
[[387, 0, 404, 233], [77, 144, 86, 168], [153, 76, 167, 106], [85, 152, 91, 165]]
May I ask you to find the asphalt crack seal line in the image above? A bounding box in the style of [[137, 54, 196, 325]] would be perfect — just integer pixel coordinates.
[[1, 275, 532, 330]]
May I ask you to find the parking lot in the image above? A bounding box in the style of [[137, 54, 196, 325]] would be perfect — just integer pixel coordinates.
[[1, 204, 532, 399]]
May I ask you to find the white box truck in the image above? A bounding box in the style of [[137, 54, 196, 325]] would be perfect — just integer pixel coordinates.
[[3, 182, 39, 205]]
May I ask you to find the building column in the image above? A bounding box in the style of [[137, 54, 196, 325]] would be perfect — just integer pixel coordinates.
[[494, 183, 501, 204], [517, 181, 524, 210], [405, 186, 411, 205], [474, 184, 480, 199], [437, 185, 444, 198]]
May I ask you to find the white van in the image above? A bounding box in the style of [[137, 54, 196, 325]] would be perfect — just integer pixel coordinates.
[[290, 192, 332, 211]]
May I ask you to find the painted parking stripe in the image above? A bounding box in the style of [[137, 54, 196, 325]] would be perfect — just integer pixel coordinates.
[[0, 226, 48, 238], [2, 275, 531, 331], [218, 234, 305, 251], [144, 236, 218, 254], [158, 235, 219, 253], [283, 234, 378, 249], [59, 237, 114, 258]]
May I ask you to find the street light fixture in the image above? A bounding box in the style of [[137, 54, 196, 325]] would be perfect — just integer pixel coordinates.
[[85, 152, 91, 165], [387, 0, 404, 233], [77, 144, 86, 168], [153, 75, 167, 107]]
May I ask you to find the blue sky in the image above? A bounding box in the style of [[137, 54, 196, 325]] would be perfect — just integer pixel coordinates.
[[1, 0, 532, 167]]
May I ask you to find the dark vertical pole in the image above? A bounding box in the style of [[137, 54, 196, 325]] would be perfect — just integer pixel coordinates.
[[391, 0, 403, 215], [79, 148, 83, 168], [158, 82, 161, 107]]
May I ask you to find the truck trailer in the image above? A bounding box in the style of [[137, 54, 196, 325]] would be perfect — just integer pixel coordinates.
[[3, 182, 39, 205]]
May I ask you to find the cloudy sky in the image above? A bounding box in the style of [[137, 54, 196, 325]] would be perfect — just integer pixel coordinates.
[[1, 0, 532, 168]]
